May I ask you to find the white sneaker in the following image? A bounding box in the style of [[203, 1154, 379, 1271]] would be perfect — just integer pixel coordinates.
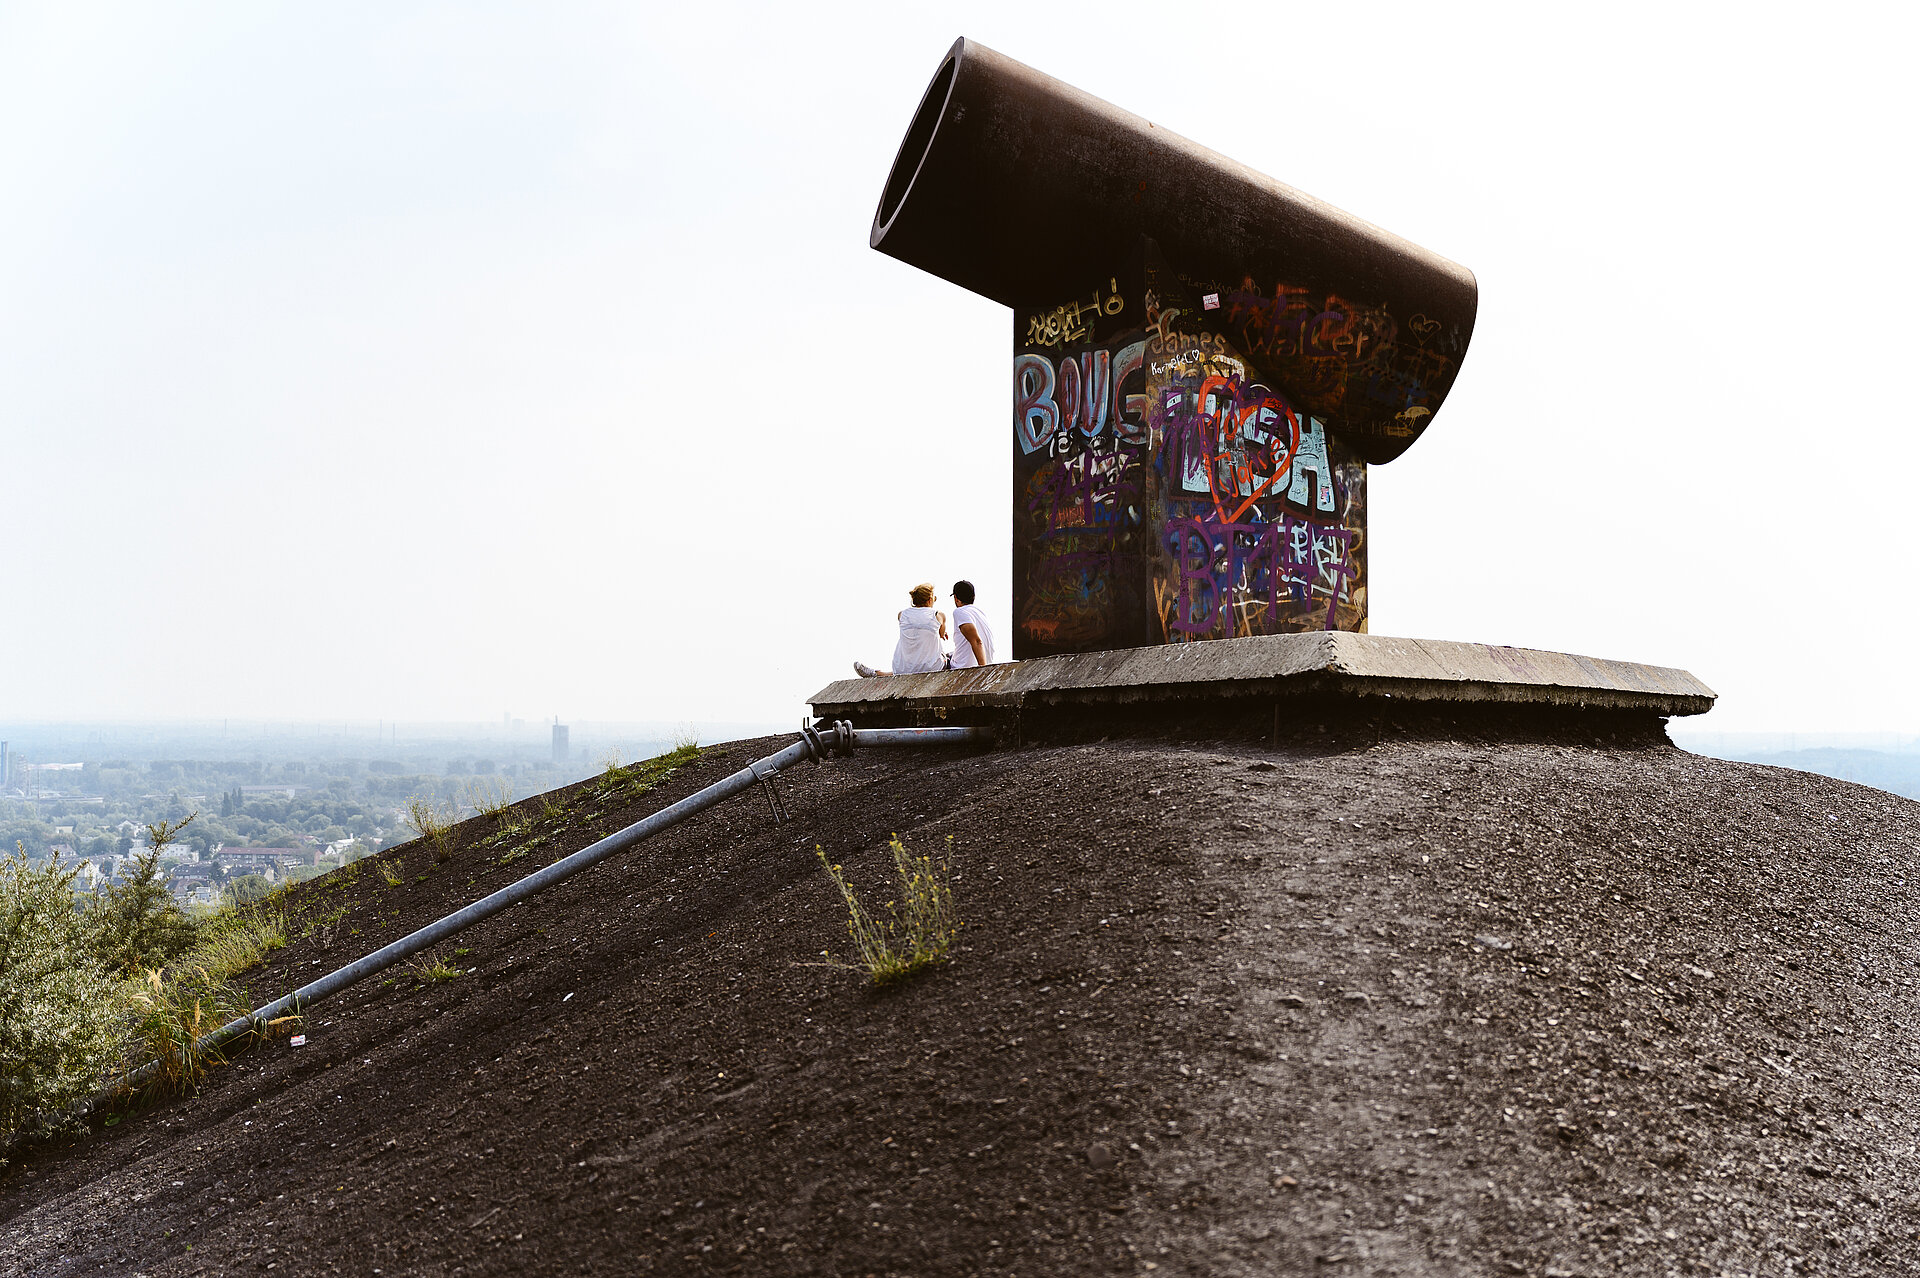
[[854, 662, 879, 678]]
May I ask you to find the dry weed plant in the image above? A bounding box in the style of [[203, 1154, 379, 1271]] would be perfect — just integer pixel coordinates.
[[403, 794, 458, 863], [465, 777, 514, 818], [466, 777, 529, 840], [816, 834, 958, 986], [375, 859, 403, 888]]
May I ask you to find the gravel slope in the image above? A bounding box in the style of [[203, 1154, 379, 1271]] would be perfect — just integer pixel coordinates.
[[3, 716, 1916, 1277]]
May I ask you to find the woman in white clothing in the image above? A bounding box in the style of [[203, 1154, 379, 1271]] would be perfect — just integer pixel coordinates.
[[854, 582, 948, 677]]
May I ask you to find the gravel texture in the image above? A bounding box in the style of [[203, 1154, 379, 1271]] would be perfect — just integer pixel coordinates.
[[2, 714, 1916, 1277]]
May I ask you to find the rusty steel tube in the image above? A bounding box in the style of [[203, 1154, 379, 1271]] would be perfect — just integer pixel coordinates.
[[870, 37, 1478, 462]]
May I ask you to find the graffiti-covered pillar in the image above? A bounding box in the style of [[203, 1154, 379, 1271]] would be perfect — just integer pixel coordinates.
[[1011, 242, 1368, 657], [1011, 262, 1154, 653]]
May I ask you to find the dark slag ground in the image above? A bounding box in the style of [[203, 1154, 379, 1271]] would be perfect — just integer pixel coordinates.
[[4, 713, 1919, 1277]]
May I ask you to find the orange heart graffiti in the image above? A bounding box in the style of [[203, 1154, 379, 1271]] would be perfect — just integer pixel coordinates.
[[1195, 375, 1301, 524]]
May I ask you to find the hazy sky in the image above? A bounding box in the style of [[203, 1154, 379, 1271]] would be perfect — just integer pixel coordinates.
[[3, 3, 1914, 732]]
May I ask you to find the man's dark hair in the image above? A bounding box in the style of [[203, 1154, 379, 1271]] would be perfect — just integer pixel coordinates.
[[952, 580, 976, 606]]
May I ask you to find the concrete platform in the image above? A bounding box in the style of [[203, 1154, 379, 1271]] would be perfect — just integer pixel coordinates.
[[809, 632, 1716, 728]]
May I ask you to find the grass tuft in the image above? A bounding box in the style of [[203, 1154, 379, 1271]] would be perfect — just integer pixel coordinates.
[[375, 859, 402, 888], [119, 903, 286, 1099], [184, 907, 287, 985], [407, 953, 464, 983], [301, 904, 349, 938], [123, 966, 243, 1097], [816, 834, 958, 986], [595, 741, 700, 802]]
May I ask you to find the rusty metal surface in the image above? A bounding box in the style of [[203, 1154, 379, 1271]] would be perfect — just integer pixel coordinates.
[[871, 37, 1477, 465]]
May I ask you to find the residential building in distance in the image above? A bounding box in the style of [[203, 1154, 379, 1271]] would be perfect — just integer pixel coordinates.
[[240, 784, 312, 799], [215, 846, 314, 873], [169, 872, 221, 908]]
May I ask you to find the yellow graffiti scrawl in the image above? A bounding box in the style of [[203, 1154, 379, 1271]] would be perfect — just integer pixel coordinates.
[[1023, 279, 1126, 348]]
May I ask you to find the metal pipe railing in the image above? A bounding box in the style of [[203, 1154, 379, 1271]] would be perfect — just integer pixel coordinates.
[[116, 721, 990, 1093]]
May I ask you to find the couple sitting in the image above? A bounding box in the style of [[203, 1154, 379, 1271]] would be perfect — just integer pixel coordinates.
[[854, 580, 996, 678]]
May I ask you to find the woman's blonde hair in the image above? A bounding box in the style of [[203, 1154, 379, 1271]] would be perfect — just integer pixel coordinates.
[[909, 582, 936, 607]]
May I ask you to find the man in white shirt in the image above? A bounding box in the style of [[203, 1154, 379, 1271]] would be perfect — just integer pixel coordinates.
[[949, 580, 996, 668]]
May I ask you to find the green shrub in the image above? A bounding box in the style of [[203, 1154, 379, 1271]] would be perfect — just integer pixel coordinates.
[[0, 846, 125, 1156], [224, 873, 272, 906], [816, 834, 958, 986]]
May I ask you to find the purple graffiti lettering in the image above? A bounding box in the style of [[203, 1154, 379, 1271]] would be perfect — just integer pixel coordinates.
[[1164, 505, 1356, 635], [1166, 518, 1222, 635], [1028, 447, 1142, 535]]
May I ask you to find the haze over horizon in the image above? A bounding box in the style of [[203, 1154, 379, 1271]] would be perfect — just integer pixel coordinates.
[[5, 3, 1915, 733]]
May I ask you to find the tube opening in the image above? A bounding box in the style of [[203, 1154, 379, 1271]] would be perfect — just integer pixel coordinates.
[[873, 54, 957, 234]]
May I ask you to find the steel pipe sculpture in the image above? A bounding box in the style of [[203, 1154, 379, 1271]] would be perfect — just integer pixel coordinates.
[[871, 39, 1478, 656]]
